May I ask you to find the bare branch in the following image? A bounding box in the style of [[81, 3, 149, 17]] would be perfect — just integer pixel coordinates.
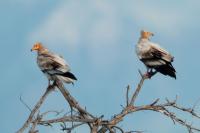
[[55, 79, 95, 119], [150, 98, 160, 106], [18, 72, 200, 133], [97, 73, 200, 133], [17, 84, 56, 133], [126, 85, 130, 106], [130, 71, 148, 105], [20, 94, 32, 112], [29, 113, 41, 133], [38, 115, 95, 125], [60, 122, 85, 133]]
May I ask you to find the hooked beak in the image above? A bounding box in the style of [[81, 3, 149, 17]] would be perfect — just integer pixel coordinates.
[[31, 47, 36, 52]]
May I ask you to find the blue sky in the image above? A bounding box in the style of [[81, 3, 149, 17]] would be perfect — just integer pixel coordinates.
[[1, 0, 200, 133]]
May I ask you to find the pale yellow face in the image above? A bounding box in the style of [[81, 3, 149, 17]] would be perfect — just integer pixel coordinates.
[[141, 30, 154, 39], [31, 42, 43, 51]]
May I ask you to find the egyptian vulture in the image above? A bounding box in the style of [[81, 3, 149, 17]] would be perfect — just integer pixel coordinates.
[[136, 30, 176, 79], [31, 42, 77, 85]]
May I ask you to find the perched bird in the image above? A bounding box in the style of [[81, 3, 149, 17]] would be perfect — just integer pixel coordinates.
[[136, 30, 176, 79], [31, 42, 77, 85]]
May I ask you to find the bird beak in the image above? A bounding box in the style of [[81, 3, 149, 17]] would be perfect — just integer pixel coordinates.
[[151, 33, 154, 36], [31, 47, 36, 52]]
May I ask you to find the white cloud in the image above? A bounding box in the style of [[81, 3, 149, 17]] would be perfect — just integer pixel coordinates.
[[28, 0, 193, 68], [129, 1, 184, 37], [28, 1, 123, 68], [29, 1, 121, 47], [29, 1, 82, 48], [29, 0, 191, 47]]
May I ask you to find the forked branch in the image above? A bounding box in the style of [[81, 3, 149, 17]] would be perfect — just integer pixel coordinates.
[[17, 71, 200, 133]]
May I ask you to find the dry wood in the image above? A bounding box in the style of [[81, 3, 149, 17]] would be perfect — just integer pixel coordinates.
[[17, 84, 56, 133], [17, 72, 200, 133]]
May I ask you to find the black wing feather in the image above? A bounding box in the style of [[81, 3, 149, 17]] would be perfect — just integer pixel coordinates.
[[140, 48, 176, 79], [60, 72, 77, 80]]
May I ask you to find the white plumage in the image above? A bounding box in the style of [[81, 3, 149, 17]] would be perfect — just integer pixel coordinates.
[[136, 30, 176, 79], [31, 42, 77, 85]]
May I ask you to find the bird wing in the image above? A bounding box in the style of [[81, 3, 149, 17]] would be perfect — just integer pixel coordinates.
[[149, 42, 174, 63], [137, 38, 176, 78], [139, 42, 174, 67], [38, 52, 70, 75]]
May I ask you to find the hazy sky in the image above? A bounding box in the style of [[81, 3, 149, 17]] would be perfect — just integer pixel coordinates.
[[1, 0, 200, 133]]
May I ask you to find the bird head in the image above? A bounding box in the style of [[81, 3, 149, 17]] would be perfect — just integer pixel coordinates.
[[31, 42, 44, 52], [141, 30, 154, 39]]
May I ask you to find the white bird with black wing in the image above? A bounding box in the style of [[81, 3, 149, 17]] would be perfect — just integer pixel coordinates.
[[31, 42, 77, 85], [136, 30, 176, 79]]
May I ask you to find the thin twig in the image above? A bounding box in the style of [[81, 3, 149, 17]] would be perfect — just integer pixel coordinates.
[[126, 85, 130, 106], [55, 79, 95, 119], [29, 113, 41, 133], [18, 72, 200, 133], [61, 122, 85, 133], [38, 115, 95, 125], [20, 94, 32, 112], [130, 70, 148, 105], [17, 84, 56, 133]]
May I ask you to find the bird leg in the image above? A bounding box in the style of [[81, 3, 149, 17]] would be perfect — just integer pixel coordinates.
[[149, 69, 157, 78], [48, 80, 51, 87], [151, 71, 157, 77], [145, 68, 157, 79], [144, 68, 151, 78]]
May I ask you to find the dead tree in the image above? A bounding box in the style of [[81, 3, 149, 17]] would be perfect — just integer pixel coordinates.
[[17, 71, 200, 133]]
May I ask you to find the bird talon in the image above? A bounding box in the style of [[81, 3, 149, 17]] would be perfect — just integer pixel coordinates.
[[144, 72, 152, 79]]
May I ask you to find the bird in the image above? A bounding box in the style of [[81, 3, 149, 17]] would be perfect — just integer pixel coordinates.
[[135, 30, 176, 79], [31, 42, 77, 85]]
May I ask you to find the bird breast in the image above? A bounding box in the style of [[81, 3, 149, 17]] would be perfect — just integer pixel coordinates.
[[37, 55, 51, 70], [136, 41, 151, 59]]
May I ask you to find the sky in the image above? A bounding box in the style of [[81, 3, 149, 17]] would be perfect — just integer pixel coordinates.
[[0, 0, 200, 133]]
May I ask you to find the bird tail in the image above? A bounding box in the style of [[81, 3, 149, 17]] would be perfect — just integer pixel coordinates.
[[62, 71, 77, 80], [155, 63, 176, 79], [56, 71, 77, 84]]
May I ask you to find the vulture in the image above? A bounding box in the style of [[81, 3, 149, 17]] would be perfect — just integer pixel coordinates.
[[31, 42, 77, 85], [136, 30, 176, 79]]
